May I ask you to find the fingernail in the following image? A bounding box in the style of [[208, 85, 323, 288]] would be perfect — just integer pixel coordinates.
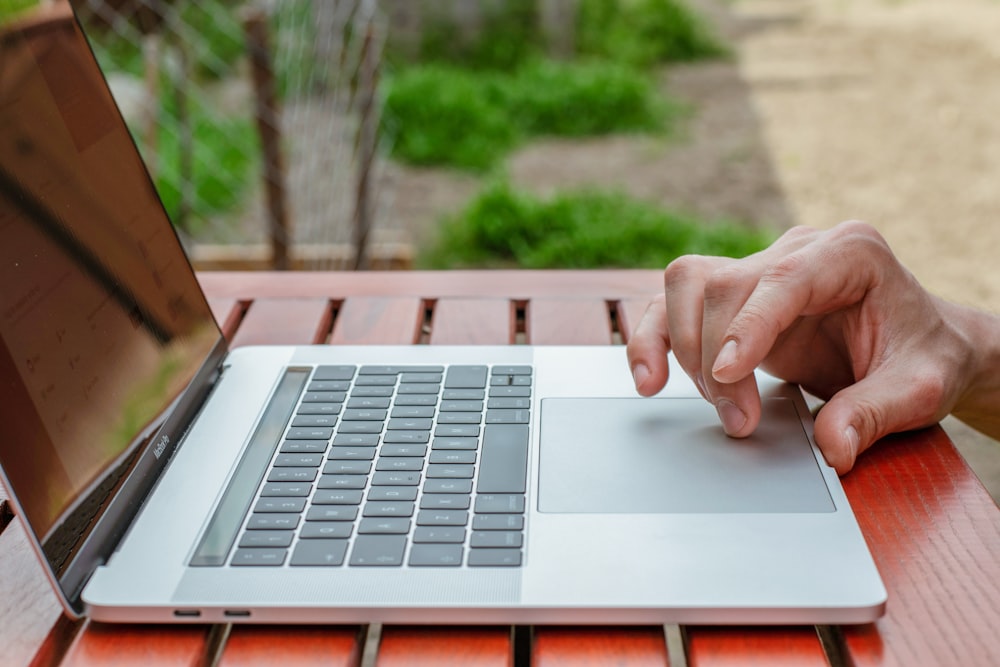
[[844, 425, 860, 457], [695, 373, 708, 399], [717, 399, 747, 435], [632, 363, 650, 390], [713, 339, 739, 378]]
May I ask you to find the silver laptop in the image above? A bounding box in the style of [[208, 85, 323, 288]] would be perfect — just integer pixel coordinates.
[[0, 1, 886, 625]]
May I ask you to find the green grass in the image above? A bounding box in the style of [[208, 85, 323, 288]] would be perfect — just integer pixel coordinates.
[[383, 60, 673, 171], [0, 0, 37, 21], [420, 182, 775, 269]]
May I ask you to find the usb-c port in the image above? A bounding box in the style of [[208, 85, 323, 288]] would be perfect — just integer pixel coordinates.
[[173, 609, 201, 618], [224, 609, 251, 618]]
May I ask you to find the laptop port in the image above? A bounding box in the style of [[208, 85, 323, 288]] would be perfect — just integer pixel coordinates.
[[173, 609, 201, 618], [224, 609, 252, 618]]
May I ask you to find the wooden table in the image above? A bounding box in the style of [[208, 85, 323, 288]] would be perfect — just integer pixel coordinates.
[[3, 269, 1000, 666]]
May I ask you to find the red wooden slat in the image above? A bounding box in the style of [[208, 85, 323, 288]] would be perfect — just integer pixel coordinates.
[[206, 296, 244, 341], [198, 270, 664, 301], [841, 427, 1000, 666], [218, 625, 362, 666], [533, 627, 669, 666], [525, 298, 612, 345], [0, 521, 63, 666], [229, 298, 333, 347], [375, 626, 512, 667], [429, 298, 513, 345], [58, 622, 210, 667], [330, 296, 424, 345], [685, 627, 827, 666]]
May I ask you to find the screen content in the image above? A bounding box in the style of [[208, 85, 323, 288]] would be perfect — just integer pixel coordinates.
[[0, 1, 221, 566]]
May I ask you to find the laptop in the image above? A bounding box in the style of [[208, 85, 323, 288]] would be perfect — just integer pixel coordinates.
[[0, 1, 886, 625]]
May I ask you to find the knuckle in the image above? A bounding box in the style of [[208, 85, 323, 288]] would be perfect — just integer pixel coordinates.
[[663, 254, 707, 287], [703, 264, 749, 302]]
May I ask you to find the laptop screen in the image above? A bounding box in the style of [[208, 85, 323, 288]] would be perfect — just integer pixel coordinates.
[[0, 1, 221, 581]]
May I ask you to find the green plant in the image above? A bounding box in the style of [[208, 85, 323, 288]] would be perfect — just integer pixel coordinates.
[[420, 181, 775, 269], [577, 0, 728, 67], [148, 98, 258, 232], [0, 0, 38, 21], [382, 66, 519, 171]]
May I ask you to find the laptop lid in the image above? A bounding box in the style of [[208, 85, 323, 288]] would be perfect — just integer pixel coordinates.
[[0, 0, 226, 616]]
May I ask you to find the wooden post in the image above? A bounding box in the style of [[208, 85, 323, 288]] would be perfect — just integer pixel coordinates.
[[352, 19, 379, 271], [243, 9, 290, 271]]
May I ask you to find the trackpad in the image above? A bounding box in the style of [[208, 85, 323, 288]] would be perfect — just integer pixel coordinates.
[[538, 397, 833, 513]]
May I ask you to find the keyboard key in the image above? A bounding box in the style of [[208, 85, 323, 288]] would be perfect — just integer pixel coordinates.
[[442, 389, 485, 400], [363, 502, 415, 517], [416, 510, 469, 526], [477, 425, 528, 493], [471, 531, 523, 548], [332, 434, 379, 447], [246, 514, 300, 530], [286, 427, 334, 440], [356, 375, 397, 386], [423, 479, 473, 494], [239, 531, 294, 548], [388, 417, 433, 430], [254, 497, 306, 513], [300, 522, 353, 539], [349, 535, 406, 566], [437, 413, 482, 425], [492, 365, 532, 376], [342, 408, 388, 421], [475, 494, 526, 514], [430, 450, 477, 465], [358, 518, 412, 534], [339, 422, 383, 435], [485, 409, 530, 424], [426, 464, 474, 479], [439, 400, 483, 412], [290, 540, 348, 566], [306, 506, 359, 522], [400, 372, 443, 383], [313, 365, 357, 381], [393, 394, 439, 406], [380, 444, 427, 457], [303, 391, 347, 403], [473, 514, 524, 531], [296, 403, 341, 415], [445, 365, 488, 389], [413, 526, 466, 543], [232, 548, 286, 566], [432, 437, 479, 450], [468, 549, 522, 567], [280, 440, 327, 454], [487, 397, 530, 410], [371, 471, 421, 486], [347, 397, 391, 409], [275, 453, 323, 467], [376, 457, 424, 472], [434, 424, 480, 437], [328, 447, 376, 461], [307, 380, 350, 392], [312, 489, 364, 505], [397, 383, 441, 395], [391, 406, 436, 418], [318, 474, 368, 489], [352, 386, 394, 397], [383, 431, 430, 444], [420, 494, 471, 510], [322, 461, 372, 475], [268, 467, 317, 483], [409, 544, 463, 567], [261, 482, 312, 497], [359, 365, 443, 375], [367, 486, 418, 501], [291, 415, 338, 428]]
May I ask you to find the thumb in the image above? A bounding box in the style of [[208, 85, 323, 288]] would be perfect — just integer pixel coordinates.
[[812, 368, 943, 475]]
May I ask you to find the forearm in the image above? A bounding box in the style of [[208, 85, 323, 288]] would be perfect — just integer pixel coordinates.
[[946, 300, 1000, 440]]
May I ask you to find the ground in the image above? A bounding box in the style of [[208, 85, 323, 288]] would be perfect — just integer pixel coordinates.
[[384, 0, 1000, 496]]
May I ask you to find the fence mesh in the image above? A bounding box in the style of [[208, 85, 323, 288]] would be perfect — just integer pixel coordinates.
[[73, 0, 397, 269]]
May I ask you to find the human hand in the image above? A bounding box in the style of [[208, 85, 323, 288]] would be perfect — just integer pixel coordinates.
[[626, 221, 977, 474]]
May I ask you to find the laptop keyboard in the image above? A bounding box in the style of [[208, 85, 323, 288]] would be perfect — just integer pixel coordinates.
[[228, 364, 530, 568]]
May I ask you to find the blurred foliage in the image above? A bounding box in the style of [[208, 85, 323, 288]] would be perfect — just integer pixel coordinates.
[[420, 181, 774, 269], [577, 0, 728, 66], [146, 96, 258, 233], [383, 59, 673, 171], [0, 0, 37, 20]]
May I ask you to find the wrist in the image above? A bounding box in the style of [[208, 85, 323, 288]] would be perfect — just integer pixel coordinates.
[[945, 299, 1000, 438]]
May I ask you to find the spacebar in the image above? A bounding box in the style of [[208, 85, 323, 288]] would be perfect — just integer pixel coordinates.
[[477, 424, 528, 493]]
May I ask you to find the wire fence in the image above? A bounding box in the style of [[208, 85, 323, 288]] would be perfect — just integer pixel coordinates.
[[73, 0, 400, 269]]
